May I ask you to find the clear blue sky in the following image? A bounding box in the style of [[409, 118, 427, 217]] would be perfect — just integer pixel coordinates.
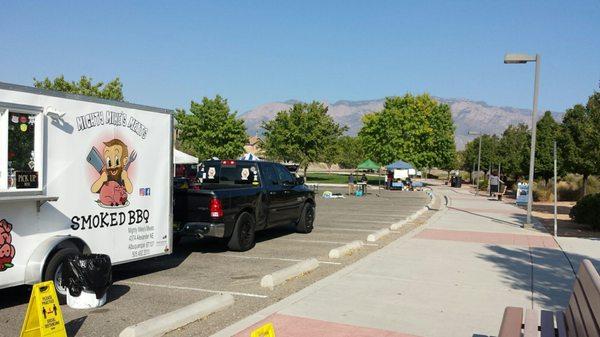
[[1, 1, 598, 113]]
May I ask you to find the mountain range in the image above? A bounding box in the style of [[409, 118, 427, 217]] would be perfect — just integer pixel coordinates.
[[240, 97, 563, 149]]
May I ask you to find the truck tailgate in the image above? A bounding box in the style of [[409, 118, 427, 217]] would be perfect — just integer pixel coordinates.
[[173, 189, 214, 223]]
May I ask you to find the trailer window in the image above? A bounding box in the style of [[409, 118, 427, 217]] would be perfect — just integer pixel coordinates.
[[0, 107, 44, 192]]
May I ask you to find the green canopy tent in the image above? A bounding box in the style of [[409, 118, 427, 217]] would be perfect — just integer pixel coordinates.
[[356, 159, 380, 171], [356, 159, 382, 195]]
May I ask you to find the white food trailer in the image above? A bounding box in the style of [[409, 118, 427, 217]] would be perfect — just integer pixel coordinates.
[[0, 82, 173, 297]]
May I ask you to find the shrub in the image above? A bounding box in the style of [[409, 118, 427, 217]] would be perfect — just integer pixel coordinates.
[[569, 193, 600, 230], [478, 179, 488, 191], [533, 180, 554, 202], [558, 174, 600, 201]]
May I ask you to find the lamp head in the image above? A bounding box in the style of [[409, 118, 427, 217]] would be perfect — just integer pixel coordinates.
[[504, 53, 536, 64]]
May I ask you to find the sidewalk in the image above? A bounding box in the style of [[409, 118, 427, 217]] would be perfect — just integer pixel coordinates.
[[212, 186, 599, 337]]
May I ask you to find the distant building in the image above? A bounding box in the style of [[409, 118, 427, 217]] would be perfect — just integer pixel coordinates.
[[244, 135, 263, 156]]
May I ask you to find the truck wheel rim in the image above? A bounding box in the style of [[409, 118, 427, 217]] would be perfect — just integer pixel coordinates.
[[240, 217, 253, 246], [54, 264, 67, 295], [306, 206, 315, 228]]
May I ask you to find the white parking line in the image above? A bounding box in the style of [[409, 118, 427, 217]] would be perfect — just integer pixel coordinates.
[[324, 218, 401, 224], [120, 281, 268, 298], [279, 238, 348, 245], [220, 254, 342, 265], [274, 238, 379, 247], [317, 226, 377, 232], [323, 212, 407, 218]]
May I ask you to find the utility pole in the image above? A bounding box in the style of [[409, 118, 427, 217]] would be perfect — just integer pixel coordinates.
[[554, 141, 558, 237], [476, 136, 482, 195]]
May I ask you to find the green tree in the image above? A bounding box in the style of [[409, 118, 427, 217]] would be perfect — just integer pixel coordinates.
[[358, 94, 455, 170], [261, 102, 347, 177], [462, 134, 501, 175], [535, 111, 562, 183], [337, 136, 365, 169], [497, 124, 530, 179], [429, 102, 457, 174], [33, 75, 124, 101], [560, 92, 600, 196], [175, 96, 248, 160], [322, 139, 341, 172]]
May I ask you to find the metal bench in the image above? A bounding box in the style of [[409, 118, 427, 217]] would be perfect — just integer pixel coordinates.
[[498, 259, 600, 337]]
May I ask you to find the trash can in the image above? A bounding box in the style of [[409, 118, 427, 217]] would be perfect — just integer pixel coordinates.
[[451, 176, 462, 188], [62, 254, 112, 309]]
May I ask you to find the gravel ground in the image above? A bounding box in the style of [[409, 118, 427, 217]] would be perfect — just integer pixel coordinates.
[[0, 187, 431, 337]]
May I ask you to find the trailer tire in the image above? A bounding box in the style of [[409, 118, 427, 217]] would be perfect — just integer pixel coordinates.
[[296, 202, 315, 234], [227, 212, 256, 252], [43, 246, 79, 304]]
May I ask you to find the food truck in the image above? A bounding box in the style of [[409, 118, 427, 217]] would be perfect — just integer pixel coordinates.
[[0, 82, 173, 298]]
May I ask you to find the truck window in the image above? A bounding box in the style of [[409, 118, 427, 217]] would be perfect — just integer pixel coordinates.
[[0, 107, 44, 191], [199, 162, 260, 186], [274, 164, 295, 185], [261, 164, 278, 186]]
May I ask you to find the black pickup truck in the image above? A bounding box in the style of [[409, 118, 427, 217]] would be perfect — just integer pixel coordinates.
[[173, 160, 316, 251]]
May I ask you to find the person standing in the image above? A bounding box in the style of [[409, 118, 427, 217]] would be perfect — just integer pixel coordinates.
[[360, 173, 368, 195], [348, 173, 355, 195], [489, 170, 503, 197]]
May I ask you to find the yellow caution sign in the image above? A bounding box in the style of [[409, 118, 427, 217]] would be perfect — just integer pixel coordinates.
[[20, 281, 67, 337], [250, 322, 275, 337]]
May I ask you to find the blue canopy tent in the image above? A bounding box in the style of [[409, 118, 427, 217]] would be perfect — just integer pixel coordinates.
[[385, 160, 417, 190], [386, 160, 415, 170]]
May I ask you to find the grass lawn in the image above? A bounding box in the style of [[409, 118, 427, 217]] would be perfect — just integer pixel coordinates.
[[306, 172, 384, 186]]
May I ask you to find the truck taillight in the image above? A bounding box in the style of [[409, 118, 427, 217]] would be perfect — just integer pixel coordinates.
[[209, 198, 223, 218]]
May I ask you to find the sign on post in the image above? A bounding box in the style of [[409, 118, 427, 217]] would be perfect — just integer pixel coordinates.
[[515, 183, 529, 206], [250, 322, 276, 337], [20, 281, 67, 337]]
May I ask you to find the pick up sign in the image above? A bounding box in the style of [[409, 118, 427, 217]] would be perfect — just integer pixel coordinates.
[[16, 171, 38, 189]]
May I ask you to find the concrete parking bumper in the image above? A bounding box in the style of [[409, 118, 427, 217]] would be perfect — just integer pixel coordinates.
[[260, 258, 320, 289], [119, 293, 234, 337]]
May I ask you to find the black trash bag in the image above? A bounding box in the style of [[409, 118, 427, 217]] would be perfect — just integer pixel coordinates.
[[62, 254, 112, 299]]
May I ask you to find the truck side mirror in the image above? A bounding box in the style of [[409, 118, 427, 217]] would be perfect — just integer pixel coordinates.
[[296, 177, 305, 185]]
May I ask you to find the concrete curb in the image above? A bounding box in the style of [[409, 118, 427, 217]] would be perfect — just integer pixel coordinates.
[[367, 228, 390, 242], [389, 189, 437, 230], [328, 240, 364, 258], [119, 293, 234, 337], [260, 258, 320, 289], [389, 219, 407, 230]]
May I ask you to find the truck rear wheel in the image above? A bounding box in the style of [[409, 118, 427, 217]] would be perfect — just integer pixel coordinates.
[[228, 212, 256, 251], [43, 246, 79, 303], [296, 203, 315, 233]]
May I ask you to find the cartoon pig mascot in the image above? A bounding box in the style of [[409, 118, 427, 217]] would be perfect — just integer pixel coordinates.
[[0, 219, 15, 271], [99, 181, 128, 206]]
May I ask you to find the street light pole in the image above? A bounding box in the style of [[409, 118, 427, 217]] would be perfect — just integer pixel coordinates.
[[553, 140, 558, 237], [476, 135, 482, 196], [504, 53, 540, 228], [468, 131, 483, 195]]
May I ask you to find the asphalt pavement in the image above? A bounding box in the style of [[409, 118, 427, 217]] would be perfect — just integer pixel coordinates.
[[0, 187, 430, 337]]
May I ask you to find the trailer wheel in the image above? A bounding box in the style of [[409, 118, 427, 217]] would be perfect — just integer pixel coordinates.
[[43, 246, 79, 303], [227, 212, 256, 252], [296, 202, 315, 234]]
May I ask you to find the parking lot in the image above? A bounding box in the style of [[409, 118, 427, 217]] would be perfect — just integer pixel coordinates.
[[0, 187, 431, 337]]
